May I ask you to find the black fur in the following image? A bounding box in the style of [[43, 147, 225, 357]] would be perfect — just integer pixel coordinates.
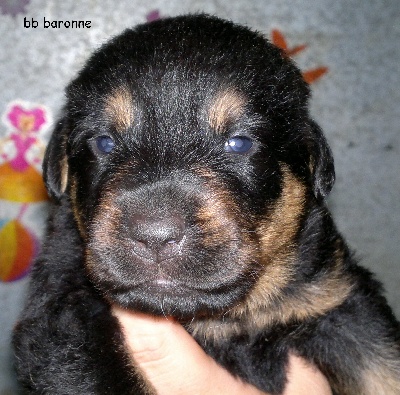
[[13, 14, 400, 394]]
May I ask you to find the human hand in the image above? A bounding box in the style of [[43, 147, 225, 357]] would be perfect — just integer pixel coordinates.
[[112, 307, 332, 395]]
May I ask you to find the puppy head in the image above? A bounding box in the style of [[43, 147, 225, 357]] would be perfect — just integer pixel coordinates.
[[44, 15, 334, 319]]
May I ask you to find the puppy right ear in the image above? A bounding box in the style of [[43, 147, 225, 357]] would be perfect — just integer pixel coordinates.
[[307, 120, 335, 201], [42, 117, 69, 201]]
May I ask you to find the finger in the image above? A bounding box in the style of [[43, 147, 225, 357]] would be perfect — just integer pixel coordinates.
[[112, 307, 266, 395], [284, 354, 332, 395]]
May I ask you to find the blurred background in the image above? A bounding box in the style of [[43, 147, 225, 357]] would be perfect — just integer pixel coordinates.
[[0, 0, 399, 392]]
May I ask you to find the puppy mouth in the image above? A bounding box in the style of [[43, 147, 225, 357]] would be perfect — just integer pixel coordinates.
[[106, 265, 246, 297], [152, 278, 183, 288], [114, 278, 203, 297], [87, 219, 257, 316], [106, 275, 250, 318]]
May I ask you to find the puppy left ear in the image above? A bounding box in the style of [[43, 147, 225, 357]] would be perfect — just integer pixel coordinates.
[[42, 116, 69, 202], [307, 120, 335, 200]]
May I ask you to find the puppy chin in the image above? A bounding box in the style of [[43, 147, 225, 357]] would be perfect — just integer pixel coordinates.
[[102, 278, 250, 319]]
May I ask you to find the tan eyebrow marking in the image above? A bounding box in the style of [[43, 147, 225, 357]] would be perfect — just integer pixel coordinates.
[[105, 86, 135, 131], [208, 88, 247, 133]]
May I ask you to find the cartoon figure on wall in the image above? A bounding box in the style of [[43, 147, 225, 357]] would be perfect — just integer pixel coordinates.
[[0, 101, 51, 282]]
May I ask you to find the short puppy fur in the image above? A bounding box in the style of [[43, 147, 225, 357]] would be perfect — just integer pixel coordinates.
[[13, 14, 400, 394]]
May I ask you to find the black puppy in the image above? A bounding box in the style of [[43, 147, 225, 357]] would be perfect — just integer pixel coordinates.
[[13, 14, 400, 394]]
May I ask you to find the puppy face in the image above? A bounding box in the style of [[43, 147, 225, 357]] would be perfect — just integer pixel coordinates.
[[44, 15, 334, 318]]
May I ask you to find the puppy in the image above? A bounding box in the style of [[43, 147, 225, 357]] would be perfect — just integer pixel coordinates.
[[13, 14, 400, 394]]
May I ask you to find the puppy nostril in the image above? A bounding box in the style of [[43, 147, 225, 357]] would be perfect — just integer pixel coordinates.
[[135, 239, 148, 248], [163, 237, 184, 249]]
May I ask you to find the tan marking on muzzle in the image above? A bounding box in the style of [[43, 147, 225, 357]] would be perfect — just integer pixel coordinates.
[[84, 189, 124, 278], [190, 167, 352, 341]]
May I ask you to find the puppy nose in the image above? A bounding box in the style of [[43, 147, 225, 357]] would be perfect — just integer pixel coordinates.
[[129, 214, 186, 261]]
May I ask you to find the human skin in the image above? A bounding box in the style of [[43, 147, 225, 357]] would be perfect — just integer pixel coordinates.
[[113, 307, 332, 395]]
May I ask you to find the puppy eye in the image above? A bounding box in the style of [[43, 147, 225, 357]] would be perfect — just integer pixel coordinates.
[[224, 136, 253, 154], [95, 135, 115, 154]]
